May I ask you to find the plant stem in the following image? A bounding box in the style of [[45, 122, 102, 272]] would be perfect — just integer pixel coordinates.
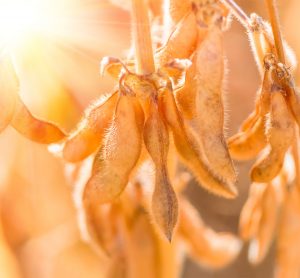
[[264, 0, 285, 63], [220, 0, 250, 28], [131, 0, 155, 75], [264, 0, 300, 188]]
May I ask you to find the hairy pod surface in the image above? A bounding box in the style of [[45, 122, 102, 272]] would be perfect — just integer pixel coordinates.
[[251, 91, 294, 182], [63, 92, 118, 162], [228, 70, 272, 161], [156, 12, 197, 68], [143, 101, 178, 241], [83, 95, 143, 206], [192, 26, 236, 184], [161, 88, 237, 198], [168, 0, 191, 24]]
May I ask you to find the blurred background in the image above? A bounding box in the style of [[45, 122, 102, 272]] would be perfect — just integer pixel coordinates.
[[0, 0, 299, 277]]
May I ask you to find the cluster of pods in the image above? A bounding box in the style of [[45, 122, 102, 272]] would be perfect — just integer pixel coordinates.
[[1, 0, 300, 276]]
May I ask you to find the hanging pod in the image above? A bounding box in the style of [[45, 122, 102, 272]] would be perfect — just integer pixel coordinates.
[[83, 95, 144, 206], [160, 87, 237, 198], [143, 100, 178, 241], [251, 90, 294, 182], [63, 92, 118, 162]]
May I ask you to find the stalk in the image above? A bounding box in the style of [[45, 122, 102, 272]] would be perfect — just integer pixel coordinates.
[[220, 0, 250, 28], [264, 0, 300, 188], [264, 0, 285, 63], [131, 0, 155, 75]]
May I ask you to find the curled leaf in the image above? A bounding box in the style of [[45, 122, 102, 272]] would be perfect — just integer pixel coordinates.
[[228, 118, 267, 161], [192, 26, 236, 184], [228, 70, 272, 161]]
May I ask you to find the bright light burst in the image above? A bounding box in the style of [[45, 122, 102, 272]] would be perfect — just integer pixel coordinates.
[[0, 0, 53, 47], [0, 0, 130, 127]]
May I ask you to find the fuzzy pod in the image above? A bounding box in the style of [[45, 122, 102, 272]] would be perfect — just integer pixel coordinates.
[[63, 92, 118, 162], [156, 12, 198, 67], [0, 55, 18, 133], [143, 101, 178, 241], [160, 88, 237, 199], [251, 91, 294, 182], [83, 95, 143, 206], [228, 70, 273, 161]]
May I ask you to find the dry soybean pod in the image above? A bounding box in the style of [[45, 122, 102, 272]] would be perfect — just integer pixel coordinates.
[[251, 90, 294, 182], [228, 70, 272, 160], [63, 92, 118, 162], [160, 88, 237, 198], [83, 95, 143, 205], [143, 100, 178, 241], [156, 12, 198, 68], [189, 25, 236, 184]]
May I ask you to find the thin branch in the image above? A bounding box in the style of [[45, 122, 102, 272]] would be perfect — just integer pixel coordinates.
[[220, 0, 250, 28], [131, 0, 155, 75], [264, 0, 285, 63]]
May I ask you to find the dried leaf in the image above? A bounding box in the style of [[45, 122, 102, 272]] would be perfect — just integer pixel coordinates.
[[192, 26, 236, 184], [156, 12, 197, 68]]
